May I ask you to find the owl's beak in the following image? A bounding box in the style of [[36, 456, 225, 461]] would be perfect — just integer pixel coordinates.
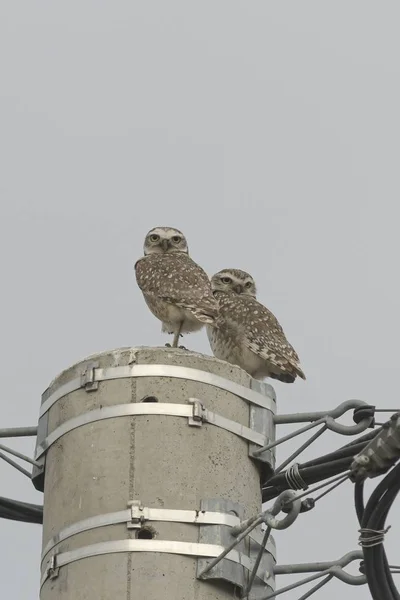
[[234, 285, 243, 294], [161, 239, 169, 252]]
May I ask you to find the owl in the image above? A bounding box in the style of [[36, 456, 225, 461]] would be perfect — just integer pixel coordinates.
[[135, 227, 218, 347], [207, 269, 305, 383]]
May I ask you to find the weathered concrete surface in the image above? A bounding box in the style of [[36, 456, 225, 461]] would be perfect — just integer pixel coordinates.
[[39, 346, 276, 600]]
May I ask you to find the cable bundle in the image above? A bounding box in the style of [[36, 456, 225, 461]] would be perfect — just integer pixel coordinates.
[[355, 463, 400, 600], [0, 496, 42, 524], [262, 427, 382, 502]]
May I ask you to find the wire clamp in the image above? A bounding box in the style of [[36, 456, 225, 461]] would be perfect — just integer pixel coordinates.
[[358, 526, 391, 547], [127, 500, 149, 529], [350, 412, 400, 480], [47, 555, 59, 580], [285, 463, 308, 491], [80, 361, 99, 392], [188, 399, 204, 427], [353, 405, 375, 426]]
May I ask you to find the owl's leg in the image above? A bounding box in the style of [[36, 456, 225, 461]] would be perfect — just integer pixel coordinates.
[[172, 322, 183, 348]]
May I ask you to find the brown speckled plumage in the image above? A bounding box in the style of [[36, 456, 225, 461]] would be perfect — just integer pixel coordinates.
[[207, 269, 305, 383], [135, 227, 217, 345]]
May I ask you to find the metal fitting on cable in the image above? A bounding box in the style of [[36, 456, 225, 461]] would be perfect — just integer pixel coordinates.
[[358, 526, 391, 547], [265, 490, 302, 530], [350, 413, 400, 481], [353, 405, 375, 427], [285, 463, 308, 491], [282, 497, 315, 514], [230, 490, 302, 538]]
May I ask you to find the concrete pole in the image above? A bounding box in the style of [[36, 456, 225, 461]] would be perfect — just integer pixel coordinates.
[[34, 346, 276, 599]]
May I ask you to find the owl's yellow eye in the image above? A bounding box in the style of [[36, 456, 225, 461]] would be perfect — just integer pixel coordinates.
[[245, 281, 252, 288], [221, 277, 232, 284], [172, 236, 182, 243], [149, 234, 160, 242]]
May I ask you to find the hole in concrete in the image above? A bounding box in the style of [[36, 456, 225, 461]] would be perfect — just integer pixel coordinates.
[[141, 396, 159, 403], [136, 527, 155, 540]]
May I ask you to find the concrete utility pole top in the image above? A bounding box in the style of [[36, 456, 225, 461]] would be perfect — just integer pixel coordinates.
[[34, 346, 276, 599]]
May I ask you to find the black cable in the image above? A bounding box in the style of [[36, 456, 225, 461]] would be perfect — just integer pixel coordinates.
[[262, 426, 383, 502], [354, 480, 364, 525], [364, 480, 399, 600], [355, 463, 400, 600], [299, 427, 382, 469], [262, 456, 353, 502], [0, 496, 43, 524]]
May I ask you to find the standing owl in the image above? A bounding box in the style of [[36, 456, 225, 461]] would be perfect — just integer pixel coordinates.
[[207, 269, 305, 383], [135, 227, 218, 347]]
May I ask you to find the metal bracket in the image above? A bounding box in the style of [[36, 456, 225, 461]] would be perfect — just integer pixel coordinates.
[[196, 498, 276, 596], [47, 555, 59, 580], [31, 415, 48, 491], [197, 498, 246, 590], [127, 500, 150, 529], [80, 361, 99, 392], [350, 412, 400, 480], [188, 399, 204, 427], [249, 379, 276, 473]]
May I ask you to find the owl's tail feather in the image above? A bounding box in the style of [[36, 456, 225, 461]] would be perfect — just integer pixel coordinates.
[[270, 372, 296, 384], [297, 367, 306, 380], [270, 363, 306, 383]]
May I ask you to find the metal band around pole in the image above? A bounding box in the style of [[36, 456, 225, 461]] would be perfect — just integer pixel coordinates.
[[35, 403, 268, 460], [202, 408, 267, 447], [39, 365, 275, 417], [41, 506, 276, 564], [42, 508, 240, 560], [41, 539, 271, 588]]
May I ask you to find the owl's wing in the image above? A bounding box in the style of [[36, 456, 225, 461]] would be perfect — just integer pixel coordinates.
[[135, 254, 218, 324], [218, 294, 306, 380]]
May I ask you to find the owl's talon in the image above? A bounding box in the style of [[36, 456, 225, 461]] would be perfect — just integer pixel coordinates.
[[179, 345, 187, 350], [165, 343, 172, 348]]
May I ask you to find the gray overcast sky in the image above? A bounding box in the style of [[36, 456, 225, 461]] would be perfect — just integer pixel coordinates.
[[1, 2, 399, 598]]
